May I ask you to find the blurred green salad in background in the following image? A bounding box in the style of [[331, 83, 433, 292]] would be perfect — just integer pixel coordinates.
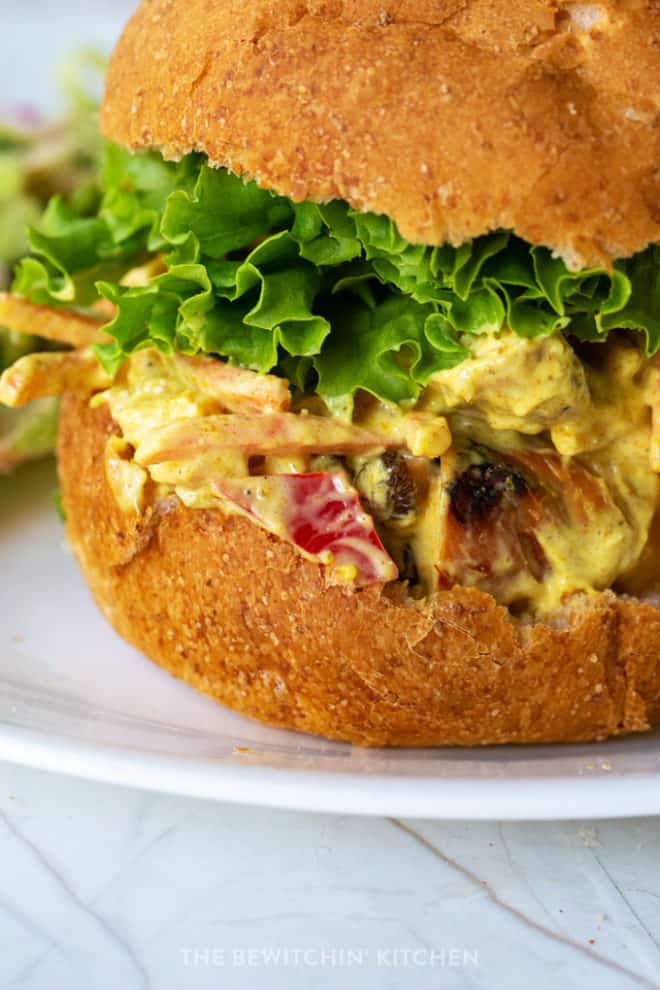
[[0, 49, 104, 472]]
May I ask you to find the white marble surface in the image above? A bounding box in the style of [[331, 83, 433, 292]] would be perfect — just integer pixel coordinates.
[[0, 761, 658, 990]]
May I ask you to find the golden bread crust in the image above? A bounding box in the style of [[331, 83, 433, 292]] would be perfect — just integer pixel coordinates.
[[101, 0, 660, 268], [58, 396, 660, 746]]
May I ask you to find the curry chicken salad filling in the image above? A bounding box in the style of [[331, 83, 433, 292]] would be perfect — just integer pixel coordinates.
[[0, 147, 659, 617]]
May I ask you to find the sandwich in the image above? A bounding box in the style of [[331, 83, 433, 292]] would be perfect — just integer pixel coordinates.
[[1, 0, 659, 745]]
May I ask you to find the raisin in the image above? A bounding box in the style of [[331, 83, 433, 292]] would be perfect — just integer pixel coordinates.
[[355, 452, 416, 523], [449, 462, 527, 526], [382, 451, 416, 520]]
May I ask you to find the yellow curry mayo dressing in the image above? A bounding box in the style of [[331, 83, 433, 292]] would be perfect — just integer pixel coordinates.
[[411, 333, 660, 611], [92, 332, 660, 615], [91, 349, 250, 512]]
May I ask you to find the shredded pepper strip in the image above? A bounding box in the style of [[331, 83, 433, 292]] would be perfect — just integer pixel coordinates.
[[171, 353, 291, 414], [0, 293, 107, 348], [135, 412, 401, 466], [0, 349, 112, 406]]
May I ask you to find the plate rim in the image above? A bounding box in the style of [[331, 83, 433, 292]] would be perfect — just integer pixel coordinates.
[[3, 722, 660, 820]]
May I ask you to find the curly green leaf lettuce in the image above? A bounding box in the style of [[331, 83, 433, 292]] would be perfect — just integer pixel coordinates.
[[13, 144, 660, 407]]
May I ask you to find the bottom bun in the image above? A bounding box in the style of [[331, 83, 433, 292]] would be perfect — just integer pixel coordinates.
[[58, 396, 660, 747]]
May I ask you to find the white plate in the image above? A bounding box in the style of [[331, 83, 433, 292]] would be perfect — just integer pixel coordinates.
[[2, 460, 660, 820]]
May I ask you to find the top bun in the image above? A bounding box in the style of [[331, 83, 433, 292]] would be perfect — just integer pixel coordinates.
[[101, 0, 660, 269]]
